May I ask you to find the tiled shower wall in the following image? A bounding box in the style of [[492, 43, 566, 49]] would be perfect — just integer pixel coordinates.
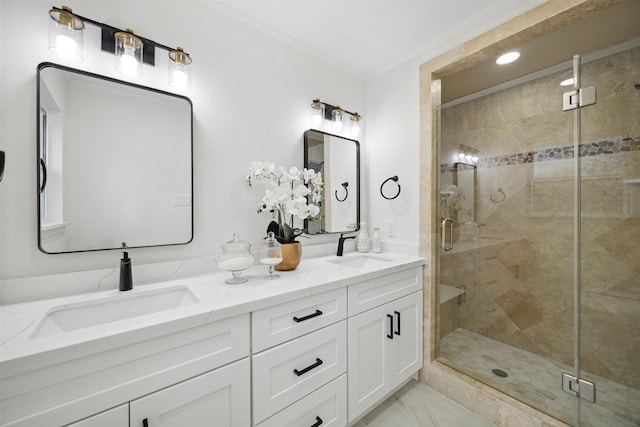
[[439, 46, 640, 388]]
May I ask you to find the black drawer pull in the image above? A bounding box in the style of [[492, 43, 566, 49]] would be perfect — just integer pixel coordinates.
[[387, 314, 394, 339], [311, 416, 323, 427], [293, 309, 323, 323], [394, 310, 401, 336], [294, 358, 323, 376], [143, 419, 149, 427]]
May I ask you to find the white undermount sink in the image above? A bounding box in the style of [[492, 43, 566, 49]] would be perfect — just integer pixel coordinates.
[[31, 285, 199, 338], [326, 254, 393, 269]]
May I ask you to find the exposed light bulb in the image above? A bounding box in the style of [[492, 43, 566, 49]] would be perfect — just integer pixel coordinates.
[[55, 33, 78, 58], [334, 118, 343, 131], [472, 156, 479, 163], [465, 154, 473, 161], [120, 46, 138, 76], [458, 153, 466, 160], [351, 121, 361, 136], [171, 64, 188, 89]]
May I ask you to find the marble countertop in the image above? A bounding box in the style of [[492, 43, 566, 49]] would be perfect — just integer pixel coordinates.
[[0, 252, 424, 373]]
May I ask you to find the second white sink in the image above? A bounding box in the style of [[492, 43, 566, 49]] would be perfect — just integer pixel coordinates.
[[31, 285, 199, 338]]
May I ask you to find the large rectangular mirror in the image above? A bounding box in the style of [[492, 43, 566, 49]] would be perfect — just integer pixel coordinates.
[[304, 129, 359, 234], [37, 63, 193, 253]]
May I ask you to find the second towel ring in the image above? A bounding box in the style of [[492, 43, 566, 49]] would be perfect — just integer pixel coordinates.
[[380, 176, 401, 200], [335, 182, 349, 202]]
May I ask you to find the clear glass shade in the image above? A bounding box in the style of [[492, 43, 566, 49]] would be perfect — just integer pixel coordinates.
[[168, 48, 192, 89], [49, 7, 84, 61], [115, 30, 143, 77]]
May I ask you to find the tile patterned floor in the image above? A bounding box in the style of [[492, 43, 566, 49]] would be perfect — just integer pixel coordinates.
[[439, 328, 640, 427], [353, 380, 494, 427]]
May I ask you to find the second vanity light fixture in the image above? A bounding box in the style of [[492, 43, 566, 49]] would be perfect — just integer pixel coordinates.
[[48, 6, 193, 88], [311, 99, 363, 137], [458, 145, 479, 163]]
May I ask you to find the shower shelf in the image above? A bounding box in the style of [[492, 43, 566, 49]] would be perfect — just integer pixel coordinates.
[[440, 285, 465, 304], [623, 179, 640, 185]]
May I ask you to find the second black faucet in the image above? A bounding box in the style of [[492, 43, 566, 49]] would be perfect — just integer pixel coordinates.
[[336, 233, 356, 256]]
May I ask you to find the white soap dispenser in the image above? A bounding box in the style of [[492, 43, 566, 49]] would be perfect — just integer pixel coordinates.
[[356, 222, 370, 253], [371, 227, 382, 253]]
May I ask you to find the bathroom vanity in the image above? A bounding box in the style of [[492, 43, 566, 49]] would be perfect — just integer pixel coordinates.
[[0, 253, 424, 427]]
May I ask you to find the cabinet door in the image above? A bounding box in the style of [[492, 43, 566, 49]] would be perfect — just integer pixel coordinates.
[[389, 291, 423, 386], [65, 404, 128, 427], [347, 303, 391, 422], [130, 358, 250, 427]]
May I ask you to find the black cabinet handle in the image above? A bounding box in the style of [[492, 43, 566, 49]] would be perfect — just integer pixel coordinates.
[[293, 309, 323, 323], [394, 310, 401, 336], [294, 358, 323, 376], [311, 416, 323, 427], [386, 314, 394, 339], [143, 419, 149, 427]]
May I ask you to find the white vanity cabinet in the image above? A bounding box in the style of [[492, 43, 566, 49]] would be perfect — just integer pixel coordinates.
[[1, 255, 425, 427], [129, 358, 251, 427], [65, 405, 128, 427], [2, 314, 250, 427], [251, 288, 348, 426], [347, 268, 423, 422]]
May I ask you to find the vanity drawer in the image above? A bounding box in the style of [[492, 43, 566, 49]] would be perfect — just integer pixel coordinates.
[[256, 374, 347, 427], [252, 288, 347, 352], [252, 321, 347, 424], [348, 267, 422, 316]]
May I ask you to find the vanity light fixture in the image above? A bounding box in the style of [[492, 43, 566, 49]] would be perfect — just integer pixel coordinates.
[[496, 51, 520, 65], [457, 145, 479, 163], [47, 6, 193, 87], [310, 99, 363, 136], [49, 6, 85, 61]]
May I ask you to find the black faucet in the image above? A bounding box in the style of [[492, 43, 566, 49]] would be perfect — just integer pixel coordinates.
[[336, 233, 356, 256], [119, 251, 133, 292]]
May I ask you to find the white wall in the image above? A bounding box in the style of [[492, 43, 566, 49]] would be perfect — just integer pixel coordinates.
[[0, 1, 364, 300]]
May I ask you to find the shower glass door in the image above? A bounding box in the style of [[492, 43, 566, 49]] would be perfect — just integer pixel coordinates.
[[577, 44, 640, 426], [437, 34, 640, 427]]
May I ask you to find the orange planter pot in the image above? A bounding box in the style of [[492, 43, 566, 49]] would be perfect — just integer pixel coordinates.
[[275, 242, 302, 271]]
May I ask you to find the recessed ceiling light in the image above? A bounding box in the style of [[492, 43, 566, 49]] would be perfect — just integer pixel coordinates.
[[560, 78, 574, 86], [496, 51, 520, 65]]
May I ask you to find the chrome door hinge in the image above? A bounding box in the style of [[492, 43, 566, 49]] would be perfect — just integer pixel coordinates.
[[562, 372, 596, 402], [563, 86, 596, 111]]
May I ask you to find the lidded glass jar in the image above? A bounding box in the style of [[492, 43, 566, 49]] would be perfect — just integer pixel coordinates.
[[215, 232, 254, 284]]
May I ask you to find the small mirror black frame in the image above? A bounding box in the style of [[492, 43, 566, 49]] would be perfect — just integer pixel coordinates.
[[304, 129, 360, 235]]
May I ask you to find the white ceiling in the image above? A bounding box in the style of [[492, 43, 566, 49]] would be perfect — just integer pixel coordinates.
[[211, 0, 547, 80]]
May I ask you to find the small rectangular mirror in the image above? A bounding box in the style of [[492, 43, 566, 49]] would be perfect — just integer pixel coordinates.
[[37, 63, 193, 253], [304, 129, 360, 234]]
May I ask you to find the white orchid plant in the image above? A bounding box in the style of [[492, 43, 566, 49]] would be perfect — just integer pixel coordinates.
[[247, 161, 324, 244]]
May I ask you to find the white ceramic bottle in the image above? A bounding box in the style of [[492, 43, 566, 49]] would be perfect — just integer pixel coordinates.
[[371, 227, 382, 253], [356, 222, 370, 253]]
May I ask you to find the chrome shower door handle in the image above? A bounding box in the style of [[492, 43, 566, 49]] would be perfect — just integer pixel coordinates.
[[442, 218, 453, 251]]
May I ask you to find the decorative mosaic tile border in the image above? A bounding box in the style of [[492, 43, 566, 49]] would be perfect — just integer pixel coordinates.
[[441, 136, 640, 173]]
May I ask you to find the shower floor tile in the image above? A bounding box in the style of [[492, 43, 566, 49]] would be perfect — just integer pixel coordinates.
[[439, 328, 640, 426]]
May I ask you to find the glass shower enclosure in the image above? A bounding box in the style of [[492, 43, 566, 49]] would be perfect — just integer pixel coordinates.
[[436, 22, 639, 427]]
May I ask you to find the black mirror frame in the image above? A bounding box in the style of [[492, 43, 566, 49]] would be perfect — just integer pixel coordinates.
[[36, 62, 194, 254], [303, 129, 360, 235]]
